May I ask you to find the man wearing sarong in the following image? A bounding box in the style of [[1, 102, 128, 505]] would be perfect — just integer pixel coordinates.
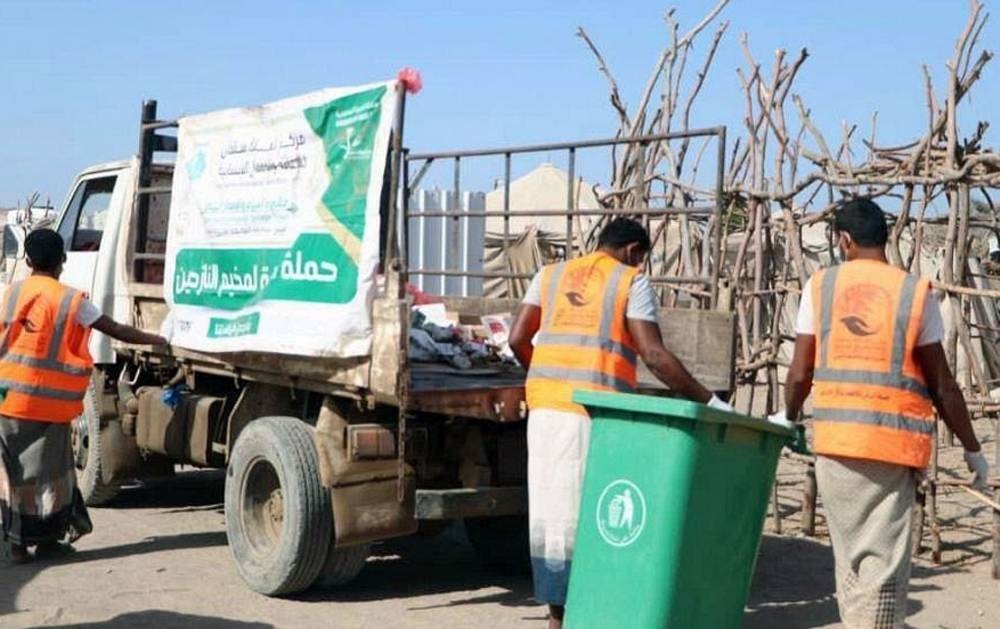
[[781, 199, 989, 628], [509, 217, 731, 629], [0, 229, 166, 563]]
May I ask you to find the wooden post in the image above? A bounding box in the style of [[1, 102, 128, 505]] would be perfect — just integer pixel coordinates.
[[992, 506, 1000, 579], [911, 484, 926, 556], [771, 478, 783, 534], [930, 429, 941, 563], [802, 459, 817, 537]]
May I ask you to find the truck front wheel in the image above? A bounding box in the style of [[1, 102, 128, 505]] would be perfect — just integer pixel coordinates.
[[225, 417, 333, 596], [72, 377, 122, 506]]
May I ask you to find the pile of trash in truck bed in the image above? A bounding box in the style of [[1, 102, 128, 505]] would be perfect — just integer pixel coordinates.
[[405, 286, 516, 370]]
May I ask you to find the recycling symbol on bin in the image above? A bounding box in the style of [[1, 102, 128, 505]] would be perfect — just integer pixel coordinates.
[[596, 479, 647, 547]]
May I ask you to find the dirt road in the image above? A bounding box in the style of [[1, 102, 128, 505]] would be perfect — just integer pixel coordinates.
[[2, 457, 998, 628]]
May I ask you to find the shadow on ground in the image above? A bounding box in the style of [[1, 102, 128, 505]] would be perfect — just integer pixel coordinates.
[[296, 523, 538, 613], [48, 610, 271, 628], [109, 469, 226, 511], [743, 534, 941, 628], [0, 530, 228, 619]]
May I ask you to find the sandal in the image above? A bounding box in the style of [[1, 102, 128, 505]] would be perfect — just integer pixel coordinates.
[[34, 541, 75, 560], [7, 543, 32, 564]]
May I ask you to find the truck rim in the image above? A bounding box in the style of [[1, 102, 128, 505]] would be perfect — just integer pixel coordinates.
[[242, 456, 284, 557], [71, 416, 89, 470]]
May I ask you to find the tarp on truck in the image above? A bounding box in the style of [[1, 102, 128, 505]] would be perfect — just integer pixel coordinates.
[[164, 81, 399, 357]]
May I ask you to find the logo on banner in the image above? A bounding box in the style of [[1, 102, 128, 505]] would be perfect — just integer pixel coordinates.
[[596, 478, 647, 547]]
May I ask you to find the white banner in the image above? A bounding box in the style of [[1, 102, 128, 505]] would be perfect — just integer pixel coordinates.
[[164, 81, 398, 357]]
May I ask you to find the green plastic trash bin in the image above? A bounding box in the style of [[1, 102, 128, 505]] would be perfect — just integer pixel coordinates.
[[564, 391, 793, 629]]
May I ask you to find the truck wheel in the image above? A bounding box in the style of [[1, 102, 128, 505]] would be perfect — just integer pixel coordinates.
[[465, 515, 531, 574], [72, 378, 122, 506], [225, 417, 333, 596], [313, 542, 370, 589]]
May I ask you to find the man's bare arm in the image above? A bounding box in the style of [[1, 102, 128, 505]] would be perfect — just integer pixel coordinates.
[[508, 304, 541, 369], [626, 318, 711, 403], [915, 342, 981, 452], [784, 334, 816, 421], [92, 315, 168, 347]]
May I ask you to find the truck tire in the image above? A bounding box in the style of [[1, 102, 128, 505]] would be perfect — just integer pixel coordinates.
[[313, 542, 370, 589], [72, 378, 122, 506], [225, 417, 333, 596], [465, 514, 531, 574]]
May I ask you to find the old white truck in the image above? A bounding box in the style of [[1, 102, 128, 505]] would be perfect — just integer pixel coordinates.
[[33, 81, 734, 597]]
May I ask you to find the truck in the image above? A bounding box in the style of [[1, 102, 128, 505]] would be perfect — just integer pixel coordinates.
[[33, 81, 735, 597]]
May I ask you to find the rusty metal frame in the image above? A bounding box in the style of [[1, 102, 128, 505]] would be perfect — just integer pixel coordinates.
[[131, 100, 177, 284], [402, 127, 727, 307]]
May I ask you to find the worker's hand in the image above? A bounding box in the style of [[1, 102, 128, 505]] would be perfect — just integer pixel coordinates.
[[706, 395, 734, 413], [768, 411, 811, 455], [767, 411, 794, 431], [964, 450, 990, 491]]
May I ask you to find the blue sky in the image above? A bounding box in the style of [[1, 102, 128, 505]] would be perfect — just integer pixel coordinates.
[[1, 0, 996, 208]]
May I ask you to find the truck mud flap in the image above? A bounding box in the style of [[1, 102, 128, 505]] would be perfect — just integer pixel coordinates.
[[314, 398, 417, 547]]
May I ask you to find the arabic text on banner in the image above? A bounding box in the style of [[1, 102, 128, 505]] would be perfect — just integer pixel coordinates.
[[164, 81, 398, 357]]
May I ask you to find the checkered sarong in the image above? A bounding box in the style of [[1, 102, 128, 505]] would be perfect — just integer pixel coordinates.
[[0, 417, 79, 546], [816, 454, 916, 629]]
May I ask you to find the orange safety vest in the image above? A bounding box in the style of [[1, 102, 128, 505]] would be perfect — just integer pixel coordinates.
[[810, 260, 934, 468], [0, 276, 94, 422], [525, 252, 640, 415]]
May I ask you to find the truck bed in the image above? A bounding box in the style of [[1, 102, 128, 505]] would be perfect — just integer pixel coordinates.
[[407, 362, 526, 423]]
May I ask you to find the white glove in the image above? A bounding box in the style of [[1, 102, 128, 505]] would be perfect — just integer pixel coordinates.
[[706, 395, 734, 413], [767, 411, 795, 431], [964, 450, 990, 492]]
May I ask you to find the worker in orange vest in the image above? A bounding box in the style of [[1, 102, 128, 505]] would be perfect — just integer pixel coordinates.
[[780, 199, 988, 628], [0, 229, 167, 564], [509, 217, 730, 629]]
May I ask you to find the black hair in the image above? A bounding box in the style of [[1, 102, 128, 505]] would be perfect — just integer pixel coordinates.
[[25, 228, 66, 273], [833, 198, 888, 247], [597, 217, 651, 252]]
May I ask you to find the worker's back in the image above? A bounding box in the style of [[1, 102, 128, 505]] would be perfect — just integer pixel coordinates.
[[808, 259, 934, 467], [0, 275, 94, 422], [525, 251, 639, 415]]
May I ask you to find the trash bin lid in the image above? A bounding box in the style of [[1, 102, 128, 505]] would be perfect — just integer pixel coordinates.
[[572, 390, 795, 438]]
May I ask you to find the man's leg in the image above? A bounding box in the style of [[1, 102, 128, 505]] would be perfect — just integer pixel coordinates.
[[548, 604, 565, 629], [815, 455, 915, 628], [527, 409, 592, 623]]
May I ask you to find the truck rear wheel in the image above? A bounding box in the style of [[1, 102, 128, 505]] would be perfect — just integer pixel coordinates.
[[313, 541, 370, 588], [72, 378, 122, 506], [465, 515, 531, 574], [225, 417, 333, 596]]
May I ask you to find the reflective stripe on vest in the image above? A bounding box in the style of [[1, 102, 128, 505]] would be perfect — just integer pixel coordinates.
[[811, 262, 933, 468], [525, 253, 639, 414], [0, 276, 94, 422]]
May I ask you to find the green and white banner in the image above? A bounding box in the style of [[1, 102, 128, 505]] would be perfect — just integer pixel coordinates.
[[164, 81, 398, 356]]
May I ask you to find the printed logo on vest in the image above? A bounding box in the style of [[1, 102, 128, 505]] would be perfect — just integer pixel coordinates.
[[839, 283, 891, 337], [596, 479, 647, 547], [563, 265, 606, 308]]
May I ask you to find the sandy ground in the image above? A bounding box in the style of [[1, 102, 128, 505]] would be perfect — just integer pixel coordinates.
[[2, 435, 999, 628]]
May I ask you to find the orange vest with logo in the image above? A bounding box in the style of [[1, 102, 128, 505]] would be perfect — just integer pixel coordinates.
[[0, 276, 95, 422], [810, 260, 934, 468], [525, 252, 640, 415]]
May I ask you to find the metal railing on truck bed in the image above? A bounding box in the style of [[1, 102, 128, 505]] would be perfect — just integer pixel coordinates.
[[401, 127, 735, 395]]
